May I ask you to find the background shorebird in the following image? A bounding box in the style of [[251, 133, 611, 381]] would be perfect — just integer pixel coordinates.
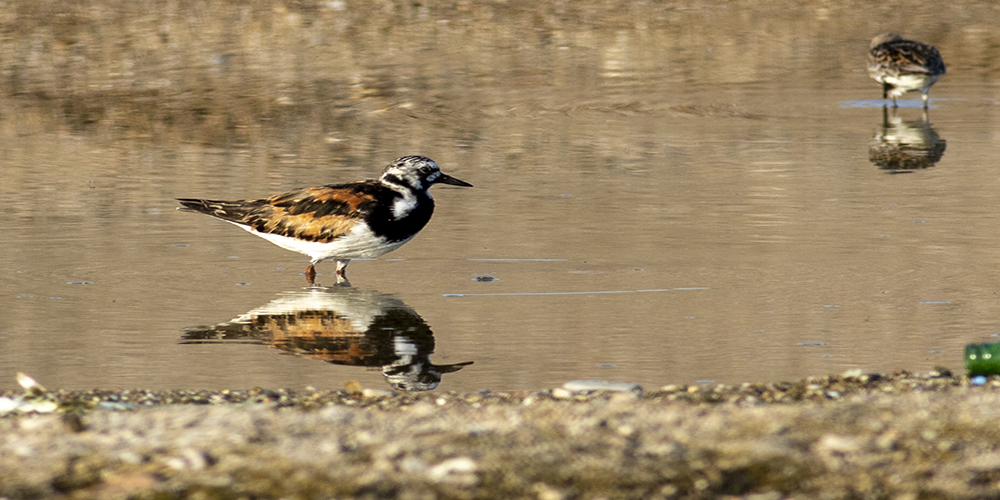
[[868, 33, 946, 109]]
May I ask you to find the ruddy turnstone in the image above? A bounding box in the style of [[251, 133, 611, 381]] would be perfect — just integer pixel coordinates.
[[177, 155, 472, 283], [868, 33, 946, 108]]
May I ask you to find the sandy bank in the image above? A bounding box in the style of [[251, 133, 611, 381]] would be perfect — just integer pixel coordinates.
[[2, 371, 1000, 499]]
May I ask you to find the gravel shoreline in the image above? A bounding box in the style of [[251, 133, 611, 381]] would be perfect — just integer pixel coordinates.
[[4, 370, 1000, 499]]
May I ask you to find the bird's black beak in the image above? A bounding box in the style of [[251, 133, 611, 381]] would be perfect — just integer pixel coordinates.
[[437, 173, 473, 187]]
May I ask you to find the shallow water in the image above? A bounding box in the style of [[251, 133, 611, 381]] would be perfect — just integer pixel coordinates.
[[3, 0, 1000, 392]]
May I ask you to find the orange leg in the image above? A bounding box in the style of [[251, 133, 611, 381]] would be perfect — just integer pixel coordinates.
[[335, 260, 350, 277], [304, 264, 317, 284]]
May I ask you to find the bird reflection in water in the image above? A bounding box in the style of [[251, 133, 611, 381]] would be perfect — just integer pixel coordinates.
[[869, 106, 946, 173], [180, 286, 472, 391]]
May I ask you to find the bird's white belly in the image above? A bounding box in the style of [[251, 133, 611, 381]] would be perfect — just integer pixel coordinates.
[[234, 222, 414, 262], [883, 74, 937, 95]]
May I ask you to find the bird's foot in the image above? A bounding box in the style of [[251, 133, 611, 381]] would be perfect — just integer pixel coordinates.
[[334, 259, 350, 278]]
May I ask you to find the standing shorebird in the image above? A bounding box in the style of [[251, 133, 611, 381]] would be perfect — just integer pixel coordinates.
[[177, 156, 472, 283], [868, 33, 946, 109]]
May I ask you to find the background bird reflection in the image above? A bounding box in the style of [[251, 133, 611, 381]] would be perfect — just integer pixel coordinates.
[[869, 106, 946, 172]]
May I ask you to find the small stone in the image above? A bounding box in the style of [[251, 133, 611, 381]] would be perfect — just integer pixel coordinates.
[[16, 372, 46, 396], [344, 380, 363, 395], [532, 483, 564, 500], [562, 380, 642, 393], [660, 484, 679, 496], [363, 388, 393, 398], [0, 397, 19, 414], [400, 457, 426, 473], [551, 388, 572, 399], [427, 457, 477, 485]]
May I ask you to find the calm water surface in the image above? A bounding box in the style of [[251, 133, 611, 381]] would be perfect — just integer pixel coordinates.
[[3, 1, 1000, 392]]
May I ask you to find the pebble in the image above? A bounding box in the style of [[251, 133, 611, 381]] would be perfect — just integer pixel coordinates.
[[562, 380, 642, 393], [551, 388, 572, 399], [427, 457, 478, 486]]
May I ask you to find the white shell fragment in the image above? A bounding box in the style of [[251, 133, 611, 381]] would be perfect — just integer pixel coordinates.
[[561, 380, 643, 393], [17, 372, 46, 395], [0, 373, 58, 415]]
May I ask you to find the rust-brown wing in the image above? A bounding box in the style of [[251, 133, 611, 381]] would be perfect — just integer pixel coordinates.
[[177, 181, 383, 243]]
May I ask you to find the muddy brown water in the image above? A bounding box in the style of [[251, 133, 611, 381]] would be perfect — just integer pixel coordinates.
[[3, 0, 1000, 392]]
